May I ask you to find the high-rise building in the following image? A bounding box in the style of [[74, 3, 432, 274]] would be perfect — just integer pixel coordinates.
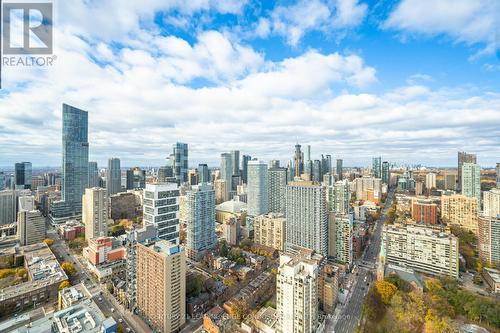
[[483, 188, 500, 218], [0, 172, 5, 191], [444, 172, 457, 191], [382, 223, 459, 278], [285, 181, 327, 256], [372, 156, 382, 179], [354, 176, 382, 202], [213, 179, 227, 205], [269, 160, 280, 169], [331, 213, 353, 266], [172, 142, 188, 185], [198, 164, 210, 183], [496, 163, 500, 188], [336, 159, 343, 181], [478, 216, 500, 266], [254, 213, 286, 251], [0, 190, 16, 225], [247, 160, 268, 217], [107, 158, 121, 195], [441, 194, 479, 234], [411, 198, 438, 224], [17, 196, 45, 246], [185, 183, 216, 259], [231, 150, 240, 176], [136, 241, 186, 333], [328, 180, 350, 215], [293, 144, 303, 178], [312, 160, 321, 182], [276, 249, 320, 333], [382, 161, 390, 185], [126, 167, 146, 190], [220, 153, 233, 201], [158, 165, 173, 183], [458, 151, 477, 192], [83, 187, 109, 240], [268, 167, 287, 214], [143, 183, 180, 244], [88, 162, 99, 188], [50, 104, 89, 223], [462, 163, 481, 203], [241, 155, 251, 184], [425, 173, 436, 190], [324, 155, 332, 176], [14, 162, 32, 189]]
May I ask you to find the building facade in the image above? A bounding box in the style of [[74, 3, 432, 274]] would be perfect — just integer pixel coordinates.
[[458, 151, 477, 192], [83, 187, 109, 240], [136, 241, 186, 333], [247, 160, 269, 217], [441, 194, 479, 234], [143, 183, 180, 244], [285, 181, 328, 256], [483, 188, 500, 218], [172, 142, 188, 185], [478, 216, 500, 266], [382, 223, 459, 278], [126, 167, 146, 190], [107, 158, 121, 196], [411, 198, 438, 225], [462, 163, 481, 203], [15, 162, 32, 189], [254, 213, 286, 251], [268, 167, 287, 214]]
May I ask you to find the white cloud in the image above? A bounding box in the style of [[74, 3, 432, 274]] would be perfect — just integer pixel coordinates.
[[260, 0, 367, 46], [383, 0, 500, 58]]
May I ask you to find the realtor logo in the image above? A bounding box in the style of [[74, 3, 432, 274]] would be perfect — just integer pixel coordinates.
[[2, 2, 53, 54]]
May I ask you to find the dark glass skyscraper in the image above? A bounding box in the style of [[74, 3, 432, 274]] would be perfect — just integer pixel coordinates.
[[241, 155, 251, 184], [50, 104, 89, 223], [336, 159, 343, 180], [173, 142, 188, 184], [198, 164, 210, 183], [88, 161, 99, 188], [14, 162, 32, 189], [107, 157, 121, 195]]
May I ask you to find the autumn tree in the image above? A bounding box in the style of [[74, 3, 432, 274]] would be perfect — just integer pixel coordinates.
[[43, 238, 54, 247], [59, 280, 71, 290], [375, 280, 397, 304], [61, 261, 77, 276]]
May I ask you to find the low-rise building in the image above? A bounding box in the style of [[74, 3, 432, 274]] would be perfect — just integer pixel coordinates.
[[82, 236, 126, 282], [57, 220, 85, 241], [482, 267, 500, 293], [203, 305, 235, 333]]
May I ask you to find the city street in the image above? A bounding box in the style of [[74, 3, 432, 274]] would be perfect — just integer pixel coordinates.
[[328, 189, 394, 333]]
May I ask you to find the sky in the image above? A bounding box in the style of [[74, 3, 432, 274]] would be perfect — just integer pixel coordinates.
[[0, 0, 499, 168]]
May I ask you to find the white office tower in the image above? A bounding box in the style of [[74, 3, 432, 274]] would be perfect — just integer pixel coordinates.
[[220, 153, 233, 201], [82, 187, 109, 240], [277, 250, 319, 333], [483, 188, 500, 218], [425, 173, 436, 190], [268, 167, 287, 214], [462, 163, 481, 204], [247, 160, 269, 216], [286, 181, 328, 256], [334, 214, 353, 267], [17, 195, 45, 246], [382, 223, 459, 278], [185, 183, 217, 259], [328, 180, 350, 215], [143, 183, 180, 245]]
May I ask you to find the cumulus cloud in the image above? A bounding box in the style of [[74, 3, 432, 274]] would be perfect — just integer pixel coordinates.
[[383, 0, 500, 58], [256, 0, 368, 46]]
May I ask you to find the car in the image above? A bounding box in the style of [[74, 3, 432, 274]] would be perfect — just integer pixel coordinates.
[[125, 328, 131, 332], [111, 308, 115, 312], [98, 297, 102, 301], [118, 318, 123, 323]]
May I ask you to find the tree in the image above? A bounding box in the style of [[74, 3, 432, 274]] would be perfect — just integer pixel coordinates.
[[43, 238, 54, 247], [219, 240, 229, 257], [186, 274, 203, 297], [61, 262, 77, 277], [375, 281, 397, 304], [239, 238, 253, 250], [116, 323, 124, 333], [363, 286, 385, 322], [58, 280, 71, 290]]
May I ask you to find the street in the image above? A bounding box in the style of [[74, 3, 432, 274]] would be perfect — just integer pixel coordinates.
[[328, 188, 394, 333]]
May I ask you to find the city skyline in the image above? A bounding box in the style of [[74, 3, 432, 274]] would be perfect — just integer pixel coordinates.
[[1, 1, 499, 166]]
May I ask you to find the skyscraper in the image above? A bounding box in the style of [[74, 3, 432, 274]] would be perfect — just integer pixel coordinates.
[[496, 163, 500, 188], [241, 155, 251, 184], [336, 159, 343, 181], [14, 162, 32, 189], [231, 150, 240, 176], [372, 156, 382, 179], [185, 183, 216, 259], [425, 173, 437, 190], [126, 167, 146, 190], [247, 160, 269, 216], [88, 162, 99, 188], [382, 161, 390, 185], [333, 214, 353, 266], [268, 167, 287, 214], [17, 207, 46, 246], [294, 144, 303, 178], [220, 153, 233, 201], [50, 104, 89, 223], [0, 190, 16, 225], [277, 249, 320, 333], [143, 183, 180, 244], [285, 181, 328, 256], [136, 241, 186, 333], [483, 188, 500, 219], [107, 158, 121, 196], [462, 163, 481, 203], [458, 151, 477, 192], [83, 187, 109, 240], [0, 172, 5, 191], [441, 195, 479, 234], [172, 142, 188, 184], [198, 163, 210, 183], [312, 160, 321, 182], [328, 180, 350, 215]]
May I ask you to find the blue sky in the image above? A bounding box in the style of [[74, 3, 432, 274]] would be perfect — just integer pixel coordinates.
[[0, 0, 499, 168]]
